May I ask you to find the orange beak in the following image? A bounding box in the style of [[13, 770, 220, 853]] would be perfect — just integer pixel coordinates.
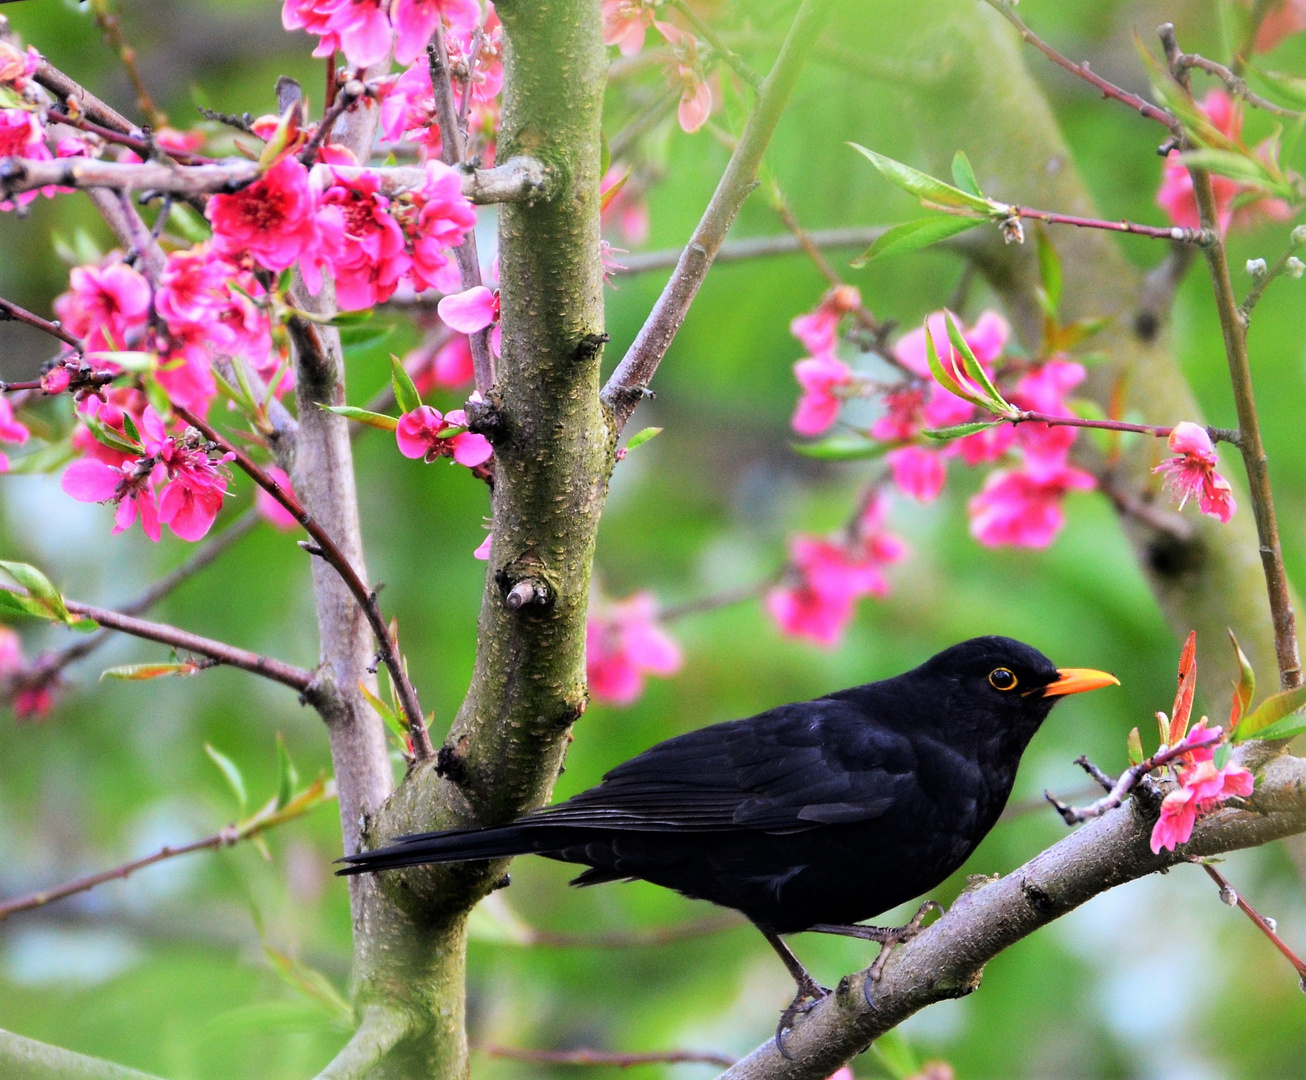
[[1040, 668, 1120, 697]]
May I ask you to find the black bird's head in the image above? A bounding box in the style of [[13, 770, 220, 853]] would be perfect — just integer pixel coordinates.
[[911, 635, 1118, 748]]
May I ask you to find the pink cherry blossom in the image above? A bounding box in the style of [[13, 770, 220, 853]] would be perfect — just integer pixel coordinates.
[[1156, 90, 1292, 234], [656, 21, 713, 133], [587, 591, 683, 705], [602, 0, 656, 56], [1150, 756, 1254, 853], [968, 463, 1096, 548], [332, 0, 393, 68], [156, 246, 232, 329], [412, 336, 475, 395], [438, 286, 499, 333], [0, 108, 52, 209], [156, 440, 232, 541], [408, 161, 479, 292], [1154, 421, 1237, 523], [208, 155, 320, 273], [894, 309, 1009, 379], [0, 397, 30, 452], [473, 533, 492, 560], [767, 506, 905, 648], [314, 168, 412, 310], [870, 387, 925, 443], [791, 286, 862, 355], [256, 466, 300, 530], [396, 405, 493, 466], [601, 165, 650, 245], [1255, 0, 1306, 52], [0, 43, 38, 89], [888, 445, 947, 502], [956, 423, 1016, 466], [393, 0, 481, 65], [1011, 356, 1086, 473], [53, 261, 151, 353], [791, 354, 853, 436], [282, 0, 341, 57]]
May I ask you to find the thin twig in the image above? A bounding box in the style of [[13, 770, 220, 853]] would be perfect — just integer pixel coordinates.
[[428, 30, 494, 392], [614, 227, 890, 275], [0, 294, 82, 350], [657, 581, 768, 624], [1095, 470, 1195, 543], [0, 585, 313, 692], [1004, 409, 1239, 446], [1238, 233, 1305, 322], [29, 52, 138, 135], [980, 0, 1180, 133], [0, 780, 334, 921], [172, 405, 434, 758], [602, 0, 836, 432], [1160, 23, 1303, 691], [88, 0, 166, 128], [608, 87, 681, 162], [1199, 862, 1306, 983], [299, 80, 366, 165], [1171, 50, 1306, 120], [1044, 727, 1222, 826], [475, 1045, 738, 1069], [1010, 205, 1211, 244]]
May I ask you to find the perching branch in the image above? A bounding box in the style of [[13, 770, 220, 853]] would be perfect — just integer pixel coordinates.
[[602, 0, 837, 432], [717, 751, 1306, 1080], [0, 778, 334, 922], [0, 585, 313, 692], [0, 1027, 166, 1080], [311, 1005, 414, 1080]]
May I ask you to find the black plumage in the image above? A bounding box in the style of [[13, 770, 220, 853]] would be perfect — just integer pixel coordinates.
[[339, 636, 1116, 1015]]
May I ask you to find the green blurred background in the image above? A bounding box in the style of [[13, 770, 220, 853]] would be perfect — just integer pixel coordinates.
[[1, 0, 1304, 1077]]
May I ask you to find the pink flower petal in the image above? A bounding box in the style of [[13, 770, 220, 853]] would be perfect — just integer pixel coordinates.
[[438, 286, 498, 333]]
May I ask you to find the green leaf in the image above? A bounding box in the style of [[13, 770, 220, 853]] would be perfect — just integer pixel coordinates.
[[86, 350, 156, 374], [339, 323, 394, 351], [944, 311, 1008, 411], [848, 143, 998, 215], [263, 946, 354, 1028], [0, 562, 71, 623], [390, 355, 422, 414], [100, 662, 199, 681], [921, 419, 1005, 441], [326, 309, 375, 327], [1035, 226, 1062, 314], [323, 404, 400, 431], [0, 589, 59, 621], [624, 426, 663, 452], [1228, 629, 1256, 732], [923, 318, 982, 406], [1246, 713, 1306, 742], [1234, 683, 1306, 742], [849, 216, 979, 266], [121, 412, 142, 445], [951, 150, 982, 197], [167, 202, 210, 244], [82, 413, 143, 456], [205, 743, 247, 814], [1178, 149, 1291, 198], [1126, 727, 1144, 766], [275, 733, 298, 811], [1213, 741, 1232, 769], [869, 1029, 922, 1080], [359, 680, 408, 743], [790, 437, 889, 462]]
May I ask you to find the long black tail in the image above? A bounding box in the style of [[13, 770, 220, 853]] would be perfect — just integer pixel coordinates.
[[336, 822, 570, 876]]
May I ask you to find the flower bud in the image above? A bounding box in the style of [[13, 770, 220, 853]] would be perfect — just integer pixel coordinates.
[[1286, 257, 1305, 280], [1218, 885, 1238, 906], [1245, 258, 1267, 279], [1292, 224, 1306, 246]]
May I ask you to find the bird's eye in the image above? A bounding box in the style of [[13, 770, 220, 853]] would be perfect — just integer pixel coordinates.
[[988, 667, 1018, 691]]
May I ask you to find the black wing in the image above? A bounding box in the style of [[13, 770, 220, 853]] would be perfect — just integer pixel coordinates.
[[521, 697, 919, 835]]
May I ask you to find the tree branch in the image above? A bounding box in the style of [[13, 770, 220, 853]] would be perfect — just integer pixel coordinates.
[[0, 586, 312, 692], [312, 1005, 414, 1080], [0, 779, 334, 922], [602, 0, 837, 432], [477, 1044, 738, 1069], [0, 1028, 165, 1080], [718, 751, 1306, 1080]]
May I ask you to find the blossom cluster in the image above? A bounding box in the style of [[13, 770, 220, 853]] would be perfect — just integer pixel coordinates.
[[586, 591, 683, 705], [1149, 718, 1254, 853], [282, 0, 481, 69], [601, 0, 715, 133]]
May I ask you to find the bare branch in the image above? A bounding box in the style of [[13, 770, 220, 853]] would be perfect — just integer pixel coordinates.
[[613, 227, 889, 276], [1171, 50, 1306, 120], [476, 1045, 738, 1069], [0, 1027, 165, 1080], [602, 0, 836, 432], [0, 779, 334, 922], [0, 585, 313, 692], [0, 294, 82, 350], [1200, 861, 1306, 982], [312, 1006, 414, 1080]]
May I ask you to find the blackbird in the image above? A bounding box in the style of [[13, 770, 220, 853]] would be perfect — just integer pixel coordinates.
[[339, 636, 1116, 1023]]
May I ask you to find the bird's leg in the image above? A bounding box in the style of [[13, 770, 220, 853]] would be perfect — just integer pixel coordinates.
[[808, 900, 942, 984], [754, 924, 828, 1059]]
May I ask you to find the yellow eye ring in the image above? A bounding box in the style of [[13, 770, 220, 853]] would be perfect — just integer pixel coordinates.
[[988, 667, 1018, 691]]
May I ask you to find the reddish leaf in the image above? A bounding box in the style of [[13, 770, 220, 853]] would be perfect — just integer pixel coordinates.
[[1169, 631, 1197, 745]]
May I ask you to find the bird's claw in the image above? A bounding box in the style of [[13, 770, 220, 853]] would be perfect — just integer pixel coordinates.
[[861, 900, 942, 1005], [773, 982, 830, 1059]]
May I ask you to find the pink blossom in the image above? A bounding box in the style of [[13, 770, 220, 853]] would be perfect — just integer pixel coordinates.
[[791, 354, 853, 436], [396, 405, 493, 466], [0, 108, 52, 209], [63, 456, 162, 542], [587, 591, 682, 705], [601, 165, 650, 245], [282, 0, 341, 56], [1154, 421, 1236, 523], [870, 387, 925, 443], [53, 261, 151, 353], [1150, 757, 1255, 853], [256, 466, 300, 530], [208, 155, 320, 273], [602, 0, 655, 56], [656, 21, 713, 133], [314, 168, 411, 310], [412, 335, 475, 395], [40, 365, 72, 396], [1255, 0, 1306, 52], [0, 43, 38, 89], [333, 0, 393, 68], [1156, 90, 1292, 234], [894, 309, 1008, 379], [767, 509, 905, 648], [156, 442, 231, 541], [379, 64, 443, 156], [473, 533, 492, 560], [956, 423, 1016, 466], [1011, 357, 1086, 474], [888, 445, 947, 502], [407, 161, 479, 292], [393, 0, 481, 64], [437, 285, 499, 332], [968, 463, 1096, 548], [791, 285, 862, 355], [156, 246, 231, 329], [0, 397, 29, 449]]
